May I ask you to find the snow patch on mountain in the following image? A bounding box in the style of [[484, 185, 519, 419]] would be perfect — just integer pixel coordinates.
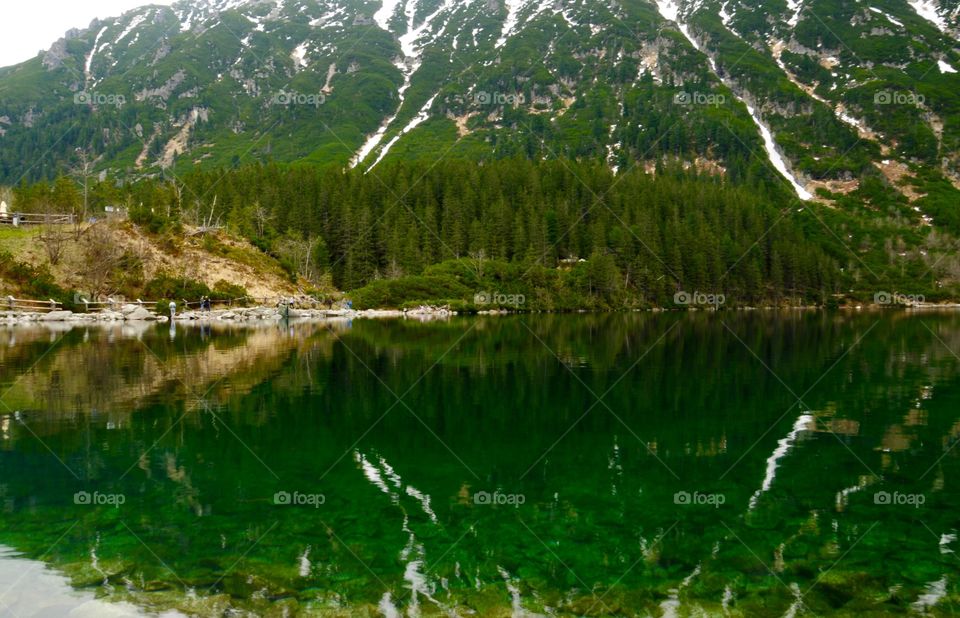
[[656, 1, 812, 199], [495, 0, 558, 48], [786, 0, 803, 27], [245, 13, 267, 32], [176, 5, 198, 31], [368, 92, 439, 170], [374, 0, 403, 30], [655, 0, 718, 71], [354, 0, 454, 167], [868, 7, 904, 27], [719, 2, 733, 26], [655, 0, 680, 22], [116, 13, 148, 44], [398, 0, 453, 60], [84, 26, 108, 87], [771, 39, 878, 144], [311, 7, 347, 28], [938, 59, 957, 73], [497, 0, 529, 48], [291, 42, 309, 69], [908, 0, 947, 31], [352, 93, 407, 166], [748, 102, 814, 199], [321, 63, 337, 94]]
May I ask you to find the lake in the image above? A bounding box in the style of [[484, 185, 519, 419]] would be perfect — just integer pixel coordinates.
[[0, 312, 957, 616]]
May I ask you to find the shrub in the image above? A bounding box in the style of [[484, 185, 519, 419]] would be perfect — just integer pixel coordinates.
[[143, 273, 212, 303], [212, 280, 249, 303], [0, 251, 79, 310], [348, 274, 472, 309]]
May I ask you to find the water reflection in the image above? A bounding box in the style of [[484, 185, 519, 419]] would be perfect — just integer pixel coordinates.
[[0, 546, 184, 617], [0, 312, 957, 616]]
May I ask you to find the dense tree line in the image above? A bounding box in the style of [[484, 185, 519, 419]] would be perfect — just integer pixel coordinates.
[[11, 159, 839, 306]]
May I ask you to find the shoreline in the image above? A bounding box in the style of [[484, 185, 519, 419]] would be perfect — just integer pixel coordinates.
[[1, 303, 959, 331]]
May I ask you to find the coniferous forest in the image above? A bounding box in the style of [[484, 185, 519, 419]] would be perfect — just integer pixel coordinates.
[[11, 158, 956, 310]]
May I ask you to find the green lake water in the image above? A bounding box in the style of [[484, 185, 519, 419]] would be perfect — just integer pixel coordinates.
[[0, 312, 958, 616]]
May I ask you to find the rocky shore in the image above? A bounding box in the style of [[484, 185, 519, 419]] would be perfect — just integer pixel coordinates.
[[0, 304, 458, 326], [1, 304, 164, 325]]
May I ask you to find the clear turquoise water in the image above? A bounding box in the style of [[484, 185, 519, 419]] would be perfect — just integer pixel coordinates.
[[0, 312, 958, 616]]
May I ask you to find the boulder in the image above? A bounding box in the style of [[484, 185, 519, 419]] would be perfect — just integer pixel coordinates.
[[125, 306, 156, 321], [40, 311, 74, 321]]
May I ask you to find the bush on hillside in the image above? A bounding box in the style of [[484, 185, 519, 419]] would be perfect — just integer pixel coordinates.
[[143, 274, 213, 303]]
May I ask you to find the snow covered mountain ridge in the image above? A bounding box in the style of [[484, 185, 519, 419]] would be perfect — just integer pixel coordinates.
[[0, 0, 957, 208]]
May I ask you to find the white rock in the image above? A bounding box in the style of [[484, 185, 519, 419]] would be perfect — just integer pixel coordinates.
[[40, 311, 74, 321], [125, 307, 156, 321]]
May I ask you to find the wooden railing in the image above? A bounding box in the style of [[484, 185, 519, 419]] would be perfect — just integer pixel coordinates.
[[3, 295, 339, 315], [3, 297, 62, 312], [0, 212, 76, 226], [78, 299, 153, 313]]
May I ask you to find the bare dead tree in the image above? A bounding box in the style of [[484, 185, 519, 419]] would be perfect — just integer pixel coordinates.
[[189, 195, 223, 236], [80, 223, 124, 299], [37, 225, 69, 265], [36, 201, 72, 265], [385, 257, 404, 280], [69, 147, 96, 237], [201, 195, 222, 230], [467, 249, 487, 280], [170, 176, 184, 221], [252, 201, 272, 238], [278, 234, 324, 283]]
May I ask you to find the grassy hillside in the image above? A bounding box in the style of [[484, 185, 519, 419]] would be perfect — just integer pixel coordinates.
[[0, 220, 306, 305]]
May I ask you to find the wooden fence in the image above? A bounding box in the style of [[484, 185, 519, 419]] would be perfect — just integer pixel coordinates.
[[0, 212, 76, 227], [3, 297, 63, 312], [3, 295, 337, 314], [79, 296, 319, 312]]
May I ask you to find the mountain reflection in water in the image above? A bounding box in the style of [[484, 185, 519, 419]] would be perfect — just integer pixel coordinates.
[[0, 312, 957, 616]]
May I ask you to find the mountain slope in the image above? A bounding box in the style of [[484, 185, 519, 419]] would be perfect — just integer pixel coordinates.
[[0, 0, 957, 211]]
